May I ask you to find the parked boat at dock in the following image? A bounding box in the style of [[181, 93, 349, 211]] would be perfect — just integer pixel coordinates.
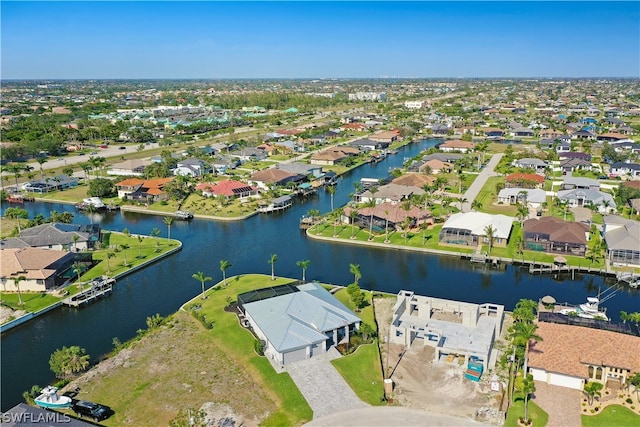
[[174, 210, 194, 220], [558, 297, 610, 321], [34, 386, 72, 409]]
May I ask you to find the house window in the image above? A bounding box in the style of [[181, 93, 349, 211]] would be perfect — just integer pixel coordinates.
[[595, 367, 603, 380]]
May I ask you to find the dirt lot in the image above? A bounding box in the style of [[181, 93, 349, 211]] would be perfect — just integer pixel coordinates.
[[374, 296, 505, 424]]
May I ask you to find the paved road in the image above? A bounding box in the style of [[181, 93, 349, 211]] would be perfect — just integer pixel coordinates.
[[305, 406, 484, 427], [285, 349, 367, 419], [461, 153, 504, 213]]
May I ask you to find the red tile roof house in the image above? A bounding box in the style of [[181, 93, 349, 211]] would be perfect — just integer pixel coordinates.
[[505, 173, 545, 189], [1, 248, 76, 292], [195, 180, 258, 200], [528, 322, 640, 391], [115, 177, 173, 203]]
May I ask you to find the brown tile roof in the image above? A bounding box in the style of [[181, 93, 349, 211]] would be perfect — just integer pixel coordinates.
[[391, 173, 435, 187], [528, 322, 640, 378], [250, 168, 297, 184], [0, 248, 70, 280], [440, 139, 475, 149], [523, 217, 589, 245], [344, 202, 431, 224]]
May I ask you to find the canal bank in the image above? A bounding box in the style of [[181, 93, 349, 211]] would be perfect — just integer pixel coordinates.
[[2, 137, 639, 411]]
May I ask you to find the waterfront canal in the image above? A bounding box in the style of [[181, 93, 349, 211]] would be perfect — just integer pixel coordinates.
[[2, 138, 639, 410]]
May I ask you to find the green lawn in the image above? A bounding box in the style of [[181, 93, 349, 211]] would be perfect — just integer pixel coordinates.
[[475, 176, 518, 215], [505, 394, 549, 427], [582, 405, 640, 427], [185, 274, 312, 426], [332, 343, 385, 405], [0, 292, 61, 313]]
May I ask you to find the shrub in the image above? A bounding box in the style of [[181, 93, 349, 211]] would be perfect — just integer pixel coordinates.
[[254, 340, 265, 356], [626, 398, 633, 404], [53, 379, 70, 389]]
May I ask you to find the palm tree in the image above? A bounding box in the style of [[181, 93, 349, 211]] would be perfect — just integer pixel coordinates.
[[137, 235, 144, 258], [119, 244, 130, 267], [327, 184, 336, 212], [349, 263, 361, 286], [349, 210, 358, 239], [457, 197, 467, 211], [583, 381, 603, 407], [268, 254, 278, 280], [72, 234, 79, 252], [105, 252, 115, 274], [163, 216, 174, 240], [296, 260, 310, 281], [36, 157, 47, 180], [484, 225, 496, 253], [6, 164, 24, 191], [151, 227, 161, 251], [192, 271, 212, 300], [12, 275, 26, 305], [511, 321, 543, 374], [366, 189, 378, 240], [219, 260, 232, 286], [384, 209, 391, 243], [471, 200, 482, 212], [402, 217, 412, 244], [516, 374, 536, 424]]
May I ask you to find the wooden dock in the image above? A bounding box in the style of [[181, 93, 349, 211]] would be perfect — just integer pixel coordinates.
[[62, 277, 116, 308]]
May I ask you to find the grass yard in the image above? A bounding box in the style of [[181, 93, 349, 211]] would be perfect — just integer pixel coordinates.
[[180, 193, 260, 218], [185, 274, 312, 426], [0, 291, 61, 313], [582, 404, 640, 427], [505, 394, 549, 427], [331, 343, 385, 406], [474, 176, 518, 215]]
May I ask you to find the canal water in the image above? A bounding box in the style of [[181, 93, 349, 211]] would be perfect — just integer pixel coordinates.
[[2, 138, 638, 410]]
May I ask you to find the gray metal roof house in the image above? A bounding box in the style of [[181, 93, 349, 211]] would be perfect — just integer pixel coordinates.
[[240, 282, 361, 366]]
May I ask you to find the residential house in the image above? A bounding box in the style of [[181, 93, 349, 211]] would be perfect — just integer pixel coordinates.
[[539, 136, 571, 150], [0, 223, 101, 251], [559, 152, 591, 162], [343, 202, 432, 232], [0, 247, 77, 292], [22, 175, 79, 193], [238, 282, 361, 366], [358, 183, 425, 204], [350, 138, 390, 151], [560, 158, 593, 173], [438, 139, 475, 153], [560, 177, 600, 191], [431, 123, 450, 135], [512, 158, 548, 174], [391, 173, 435, 188], [556, 141, 571, 153], [107, 159, 152, 176], [439, 212, 514, 248], [174, 158, 211, 178], [505, 173, 545, 189], [529, 322, 640, 390], [556, 189, 616, 213], [210, 155, 240, 174], [249, 169, 305, 190], [610, 161, 640, 179], [419, 159, 453, 174], [597, 132, 628, 143], [523, 217, 589, 256], [610, 141, 640, 154], [482, 128, 505, 139], [603, 216, 640, 266], [510, 127, 535, 137], [115, 177, 173, 202], [195, 180, 258, 200], [276, 162, 324, 179], [571, 129, 596, 140], [228, 147, 268, 162], [497, 188, 547, 210], [310, 146, 359, 166], [369, 129, 400, 144], [539, 129, 565, 139], [390, 290, 504, 372]]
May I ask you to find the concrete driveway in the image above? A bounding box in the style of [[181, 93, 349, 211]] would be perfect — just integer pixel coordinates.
[[462, 153, 503, 212], [305, 406, 484, 427]]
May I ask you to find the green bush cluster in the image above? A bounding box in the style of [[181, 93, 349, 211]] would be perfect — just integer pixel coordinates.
[[190, 307, 214, 329]]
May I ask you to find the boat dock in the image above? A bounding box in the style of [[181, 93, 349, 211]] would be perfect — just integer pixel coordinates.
[[258, 195, 293, 213], [61, 277, 116, 308]]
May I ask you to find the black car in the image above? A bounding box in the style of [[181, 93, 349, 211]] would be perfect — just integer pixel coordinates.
[[72, 400, 112, 421]]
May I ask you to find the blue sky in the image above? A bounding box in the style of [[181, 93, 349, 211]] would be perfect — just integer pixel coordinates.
[[2, 1, 639, 79]]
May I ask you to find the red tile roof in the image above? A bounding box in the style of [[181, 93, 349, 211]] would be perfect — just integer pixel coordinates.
[[196, 180, 256, 196]]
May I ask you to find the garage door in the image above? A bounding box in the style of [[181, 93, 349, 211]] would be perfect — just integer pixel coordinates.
[[549, 373, 583, 390], [283, 348, 307, 365]]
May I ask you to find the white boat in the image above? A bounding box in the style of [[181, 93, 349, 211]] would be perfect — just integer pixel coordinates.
[[34, 386, 72, 409], [174, 210, 193, 220], [82, 197, 106, 209], [559, 297, 609, 321]]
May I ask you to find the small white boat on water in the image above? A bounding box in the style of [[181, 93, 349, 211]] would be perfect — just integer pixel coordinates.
[[34, 386, 72, 409], [559, 297, 609, 321], [82, 197, 106, 209]]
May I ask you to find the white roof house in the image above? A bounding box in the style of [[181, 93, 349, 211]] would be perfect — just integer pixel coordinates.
[[442, 212, 514, 240], [497, 188, 547, 208], [241, 282, 361, 366], [557, 189, 616, 214]]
